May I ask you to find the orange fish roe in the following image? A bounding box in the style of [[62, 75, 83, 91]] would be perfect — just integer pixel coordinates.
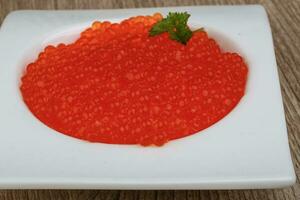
[[20, 13, 248, 146]]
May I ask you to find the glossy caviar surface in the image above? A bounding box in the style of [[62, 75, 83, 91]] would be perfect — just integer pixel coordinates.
[[20, 13, 248, 146]]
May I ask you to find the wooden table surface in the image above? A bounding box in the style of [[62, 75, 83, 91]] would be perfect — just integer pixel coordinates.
[[0, 0, 299, 199]]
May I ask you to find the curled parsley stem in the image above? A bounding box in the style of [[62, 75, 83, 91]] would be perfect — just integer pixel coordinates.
[[149, 12, 196, 45]]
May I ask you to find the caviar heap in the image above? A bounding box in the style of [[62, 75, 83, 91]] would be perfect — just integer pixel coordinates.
[[20, 13, 248, 146]]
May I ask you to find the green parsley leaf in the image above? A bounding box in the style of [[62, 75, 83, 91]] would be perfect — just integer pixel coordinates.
[[149, 12, 193, 44]]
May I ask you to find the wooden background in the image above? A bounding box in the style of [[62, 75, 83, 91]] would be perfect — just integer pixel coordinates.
[[0, 0, 299, 199]]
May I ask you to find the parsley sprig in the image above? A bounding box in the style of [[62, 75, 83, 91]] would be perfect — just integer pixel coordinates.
[[149, 12, 193, 44]]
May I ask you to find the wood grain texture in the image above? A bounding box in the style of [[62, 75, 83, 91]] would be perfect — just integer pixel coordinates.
[[0, 0, 299, 199]]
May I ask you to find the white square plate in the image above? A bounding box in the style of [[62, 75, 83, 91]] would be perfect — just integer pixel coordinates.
[[0, 6, 295, 189]]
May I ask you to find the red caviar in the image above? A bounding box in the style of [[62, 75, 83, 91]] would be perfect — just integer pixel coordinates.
[[20, 13, 248, 146]]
